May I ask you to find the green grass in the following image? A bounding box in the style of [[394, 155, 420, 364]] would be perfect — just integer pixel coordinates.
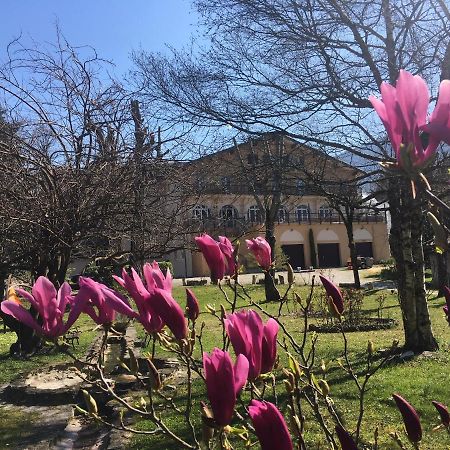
[[131, 284, 450, 449]]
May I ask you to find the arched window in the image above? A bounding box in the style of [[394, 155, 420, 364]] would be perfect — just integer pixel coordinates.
[[220, 205, 238, 226], [247, 205, 262, 223], [278, 206, 289, 223], [296, 205, 309, 222], [319, 205, 332, 221], [192, 205, 210, 221]]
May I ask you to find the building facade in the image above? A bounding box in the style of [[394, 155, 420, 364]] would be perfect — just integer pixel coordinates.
[[169, 133, 390, 277]]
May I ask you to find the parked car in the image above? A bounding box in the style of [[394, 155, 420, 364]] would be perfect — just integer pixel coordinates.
[[347, 256, 374, 269]]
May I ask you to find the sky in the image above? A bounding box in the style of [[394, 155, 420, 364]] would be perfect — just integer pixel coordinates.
[[0, 1, 199, 77]]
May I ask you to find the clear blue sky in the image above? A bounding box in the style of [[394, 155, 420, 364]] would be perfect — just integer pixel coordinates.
[[0, 1, 199, 76]]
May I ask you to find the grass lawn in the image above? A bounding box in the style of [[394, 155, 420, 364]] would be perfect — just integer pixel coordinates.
[[0, 283, 448, 449], [130, 283, 450, 449]]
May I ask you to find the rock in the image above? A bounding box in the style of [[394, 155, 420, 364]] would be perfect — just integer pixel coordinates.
[[400, 351, 415, 360]]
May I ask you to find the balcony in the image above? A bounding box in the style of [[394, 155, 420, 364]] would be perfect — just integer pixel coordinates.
[[187, 211, 385, 234]]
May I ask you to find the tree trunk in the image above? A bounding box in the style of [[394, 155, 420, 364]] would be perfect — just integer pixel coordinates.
[[264, 215, 281, 302], [388, 178, 438, 352], [344, 218, 361, 288]]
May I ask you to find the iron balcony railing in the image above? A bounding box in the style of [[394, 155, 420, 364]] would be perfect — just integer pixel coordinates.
[[187, 211, 385, 233]]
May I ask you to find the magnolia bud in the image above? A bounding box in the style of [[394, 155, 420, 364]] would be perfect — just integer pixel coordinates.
[[317, 379, 330, 397], [284, 379, 294, 393], [146, 358, 162, 390], [128, 348, 139, 373], [82, 389, 98, 416], [294, 292, 303, 306], [220, 304, 227, 321], [287, 263, 294, 285]]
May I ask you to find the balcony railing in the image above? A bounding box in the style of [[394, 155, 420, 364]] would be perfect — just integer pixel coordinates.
[[187, 212, 385, 233]]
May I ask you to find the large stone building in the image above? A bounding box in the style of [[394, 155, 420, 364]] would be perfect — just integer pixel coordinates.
[[168, 133, 390, 277]]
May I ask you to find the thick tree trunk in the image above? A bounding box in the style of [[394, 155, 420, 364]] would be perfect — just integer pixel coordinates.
[[388, 178, 438, 352], [264, 216, 281, 302]]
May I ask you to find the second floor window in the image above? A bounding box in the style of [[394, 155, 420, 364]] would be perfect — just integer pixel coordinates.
[[221, 176, 231, 193], [192, 205, 210, 221], [296, 205, 309, 222], [247, 205, 262, 223], [296, 179, 305, 194], [319, 205, 332, 220], [278, 206, 289, 223], [220, 205, 238, 221]]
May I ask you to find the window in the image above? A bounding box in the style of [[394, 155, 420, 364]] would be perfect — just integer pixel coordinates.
[[296, 179, 305, 194], [296, 205, 309, 222], [319, 205, 332, 220], [196, 177, 206, 191], [278, 206, 289, 223], [247, 205, 262, 223], [220, 205, 238, 226], [192, 205, 210, 221], [221, 176, 232, 193]]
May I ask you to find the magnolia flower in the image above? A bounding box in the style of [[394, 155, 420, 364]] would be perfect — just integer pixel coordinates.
[[335, 426, 358, 450], [74, 276, 137, 325], [185, 288, 200, 322], [369, 70, 450, 171], [319, 275, 344, 316], [248, 400, 293, 450], [0, 276, 82, 338], [203, 348, 249, 426], [195, 234, 238, 281], [113, 262, 187, 340], [225, 310, 279, 379], [432, 401, 450, 428], [392, 394, 422, 443], [195, 234, 226, 282], [245, 237, 272, 271], [218, 236, 238, 276]]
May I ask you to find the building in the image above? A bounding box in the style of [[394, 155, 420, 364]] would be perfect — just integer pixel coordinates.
[[168, 133, 390, 277]]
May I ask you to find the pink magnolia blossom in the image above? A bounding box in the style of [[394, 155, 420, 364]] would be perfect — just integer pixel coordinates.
[[219, 236, 238, 276], [245, 237, 272, 271], [0, 276, 82, 338], [248, 400, 293, 450], [113, 262, 187, 340], [261, 318, 280, 374], [203, 348, 249, 426], [195, 234, 226, 282], [74, 277, 138, 325], [319, 275, 344, 316], [185, 288, 200, 322], [432, 401, 450, 428], [225, 310, 279, 379], [392, 394, 422, 443], [335, 426, 358, 450], [369, 70, 450, 170]]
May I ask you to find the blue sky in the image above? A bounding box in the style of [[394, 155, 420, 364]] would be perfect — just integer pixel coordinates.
[[0, 1, 199, 77]]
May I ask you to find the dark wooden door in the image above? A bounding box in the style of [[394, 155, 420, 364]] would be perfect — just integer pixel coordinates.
[[355, 242, 373, 257], [318, 243, 341, 267], [281, 244, 305, 270]]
